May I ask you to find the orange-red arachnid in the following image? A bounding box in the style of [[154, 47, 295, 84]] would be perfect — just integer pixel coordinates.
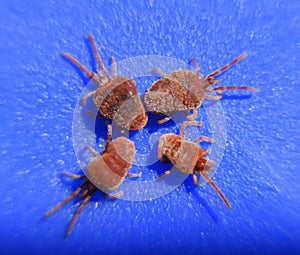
[[63, 34, 148, 132], [157, 121, 231, 209], [45, 123, 141, 236], [144, 53, 258, 124]]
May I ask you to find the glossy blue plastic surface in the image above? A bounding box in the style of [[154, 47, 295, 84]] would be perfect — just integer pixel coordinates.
[[1, 0, 299, 254]]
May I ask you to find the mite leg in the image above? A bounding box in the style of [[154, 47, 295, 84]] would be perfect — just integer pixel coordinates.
[[205, 158, 215, 166], [95, 68, 107, 84], [82, 90, 96, 106], [66, 194, 93, 236], [88, 34, 111, 79], [62, 52, 95, 80], [185, 109, 198, 121], [158, 169, 173, 179], [211, 86, 259, 93], [45, 181, 87, 217], [193, 136, 214, 144], [126, 172, 142, 178], [104, 122, 113, 152], [202, 149, 210, 157], [193, 170, 199, 186], [105, 190, 124, 199], [207, 76, 220, 85], [200, 171, 231, 209], [150, 68, 167, 77], [62, 171, 85, 179], [111, 56, 117, 78], [207, 53, 247, 78], [180, 121, 203, 138], [86, 110, 102, 118], [85, 145, 100, 156], [157, 116, 172, 124], [190, 58, 200, 76], [204, 94, 222, 101]]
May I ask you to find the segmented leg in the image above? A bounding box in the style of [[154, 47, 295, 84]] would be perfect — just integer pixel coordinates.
[[190, 58, 200, 76], [180, 121, 203, 138], [207, 76, 220, 85], [193, 136, 214, 144], [200, 172, 231, 209], [88, 34, 111, 79], [207, 53, 247, 78], [82, 90, 96, 106], [45, 181, 88, 217], [205, 158, 215, 166], [105, 191, 123, 199], [104, 122, 112, 152], [62, 52, 95, 80], [66, 194, 93, 236], [86, 110, 102, 118], [62, 171, 85, 179], [202, 149, 211, 157], [185, 109, 198, 121], [193, 171, 199, 186], [204, 94, 222, 101], [157, 116, 172, 124], [150, 68, 167, 77], [126, 172, 142, 178], [158, 169, 173, 179], [85, 145, 100, 156], [111, 56, 117, 78], [211, 86, 259, 92]]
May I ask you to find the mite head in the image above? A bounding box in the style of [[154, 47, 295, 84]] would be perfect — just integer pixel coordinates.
[[194, 149, 215, 174]]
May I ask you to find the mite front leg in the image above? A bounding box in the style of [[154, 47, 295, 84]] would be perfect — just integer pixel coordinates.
[[207, 53, 247, 78], [105, 190, 124, 199], [158, 169, 173, 179], [204, 94, 222, 101], [104, 122, 113, 152], [150, 68, 167, 77], [126, 172, 142, 178], [62, 171, 85, 179], [193, 136, 214, 144], [82, 90, 96, 106], [111, 56, 117, 78], [185, 109, 198, 121], [85, 146, 100, 157], [157, 116, 172, 124], [190, 58, 200, 77], [193, 170, 199, 186], [180, 121, 203, 138], [88, 33, 111, 79]]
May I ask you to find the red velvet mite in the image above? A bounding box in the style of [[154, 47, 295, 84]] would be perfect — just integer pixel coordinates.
[[144, 53, 258, 124], [157, 121, 231, 209], [63, 34, 148, 132], [45, 123, 140, 236]]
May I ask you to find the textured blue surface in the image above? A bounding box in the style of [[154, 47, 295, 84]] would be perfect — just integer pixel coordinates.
[[1, 0, 299, 254]]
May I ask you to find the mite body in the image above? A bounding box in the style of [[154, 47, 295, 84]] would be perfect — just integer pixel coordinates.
[[63, 34, 148, 132], [157, 121, 231, 209], [144, 53, 258, 124], [45, 123, 140, 236]]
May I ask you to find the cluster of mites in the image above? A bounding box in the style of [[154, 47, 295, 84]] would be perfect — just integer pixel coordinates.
[[45, 34, 258, 236]]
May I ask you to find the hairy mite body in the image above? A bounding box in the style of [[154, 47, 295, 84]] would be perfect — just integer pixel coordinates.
[[157, 121, 231, 209], [63, 34, 148, 132], [144, 53, 258, 124], [45, 123, 140, 236]]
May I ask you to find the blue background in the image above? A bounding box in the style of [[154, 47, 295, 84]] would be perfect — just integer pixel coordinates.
[[1, 0, 299, 254]]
